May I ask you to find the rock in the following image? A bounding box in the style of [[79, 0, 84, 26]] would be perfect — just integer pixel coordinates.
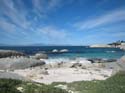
[[87, 58, 117, 63], [0, 57, 45, 70], [60, 49, 68, 53], [40, 69, 49, 75], [17, 87, 23, 92], [87, 58, 102, 63], [0, 50, 25, 58], [70, 63, 82, 68], [116, 55, 125, 71], [55, 84, 67, 90], [120, 43, 125, 50], [52, 49, 58, 53], [106, 59, 117, 62], [0, 72, 26, 80], [120, 55, 125, 63], [33, 53, 48, 59]]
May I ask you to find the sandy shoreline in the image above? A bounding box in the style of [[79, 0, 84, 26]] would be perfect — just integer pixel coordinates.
[[13, 59, 113, 84]]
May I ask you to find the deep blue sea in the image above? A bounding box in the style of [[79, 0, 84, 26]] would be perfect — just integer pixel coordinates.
[[0, 46, 124, 59]]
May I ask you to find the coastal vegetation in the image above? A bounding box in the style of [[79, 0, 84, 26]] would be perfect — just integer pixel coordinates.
[[0, 79, 68, 93], [0, 71, 125, 93], [67, 71, 125, 93]]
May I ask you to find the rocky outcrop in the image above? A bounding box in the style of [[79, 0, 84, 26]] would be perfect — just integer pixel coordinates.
[[0, 57, 45, 70], [108, 55, 125, 72], [0, 72, 26, 80], [31, 53, 48, 59], [120, 55, 125, 63], [0, 50, 25, 58]]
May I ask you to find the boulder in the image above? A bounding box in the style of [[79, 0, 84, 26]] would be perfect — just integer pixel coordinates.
[[114, 55, 125, 71], [0, 57, 45, 70], [0, 72, 26, 81], [52, 49, 58, 53], [120, 55, 125, 63], [60, 49, 68, 53], [33, 53, 48, 59], [0, 50, 25, 58]]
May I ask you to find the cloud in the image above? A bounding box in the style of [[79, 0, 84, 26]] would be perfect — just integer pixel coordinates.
[[37, 26, 67, 39], [0, 0, 63, 33], [0, 20, 16, 32], [74, 8, 125, 30], [0, 0, 31, 32], [32, 0, 61, 15]]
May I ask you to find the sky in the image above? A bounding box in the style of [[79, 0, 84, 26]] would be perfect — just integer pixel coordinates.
[[0, 0, 125, 45]]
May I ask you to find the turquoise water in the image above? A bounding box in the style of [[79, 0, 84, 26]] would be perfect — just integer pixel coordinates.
[[0, 46, 124, 59]]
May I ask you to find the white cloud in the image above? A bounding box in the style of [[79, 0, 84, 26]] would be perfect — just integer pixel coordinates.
[[37, 26, 67, 39], [0, 20, 16, 32], [0, 0, 30, 30], [32, 0, 61, 14], [74, 9, 125, 30]]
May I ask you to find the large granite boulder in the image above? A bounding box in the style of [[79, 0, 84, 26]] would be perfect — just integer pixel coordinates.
[[0, 57, 45, 70], [0, 50, 25, 58], [0, 72, 26, 81], [120, 55, 125, 63], [113, 55, 125, 71]]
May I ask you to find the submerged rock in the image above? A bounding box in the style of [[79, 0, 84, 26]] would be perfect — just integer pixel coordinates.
[[0, 50, 25, 58]]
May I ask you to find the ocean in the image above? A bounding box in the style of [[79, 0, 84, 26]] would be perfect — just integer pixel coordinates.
[[0, 46, 124, 59]]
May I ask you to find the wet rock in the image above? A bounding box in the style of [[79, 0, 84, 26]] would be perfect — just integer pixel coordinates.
[[60, 49, 68, 53], [87, 58, 117, 63], [87, 58, 102, 63]]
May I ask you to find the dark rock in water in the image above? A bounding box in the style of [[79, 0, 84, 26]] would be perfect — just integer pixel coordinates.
[[87, 58, 102, 63], [0, 58, 45, 70], [0, 50, 26, 58], [31, 53, 48, 59], [87, 58, 117, 63], [106, 59, 117, 62]]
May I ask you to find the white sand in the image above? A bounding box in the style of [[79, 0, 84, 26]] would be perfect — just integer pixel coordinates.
[[13, 66, 112, 84]]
